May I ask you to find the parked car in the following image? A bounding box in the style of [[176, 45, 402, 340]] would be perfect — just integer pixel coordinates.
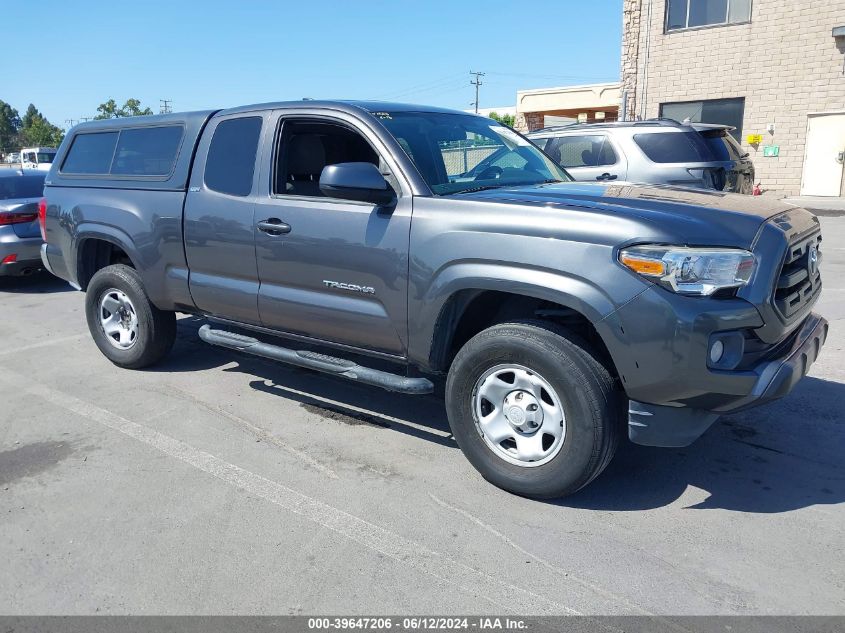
[[0, 170, 46, 276], [692, 123, 756, 194], [527, 119, 755, 193], [20, 147, 57, 171], [5, 152, 21, 165], [40, 103, 826, 498]]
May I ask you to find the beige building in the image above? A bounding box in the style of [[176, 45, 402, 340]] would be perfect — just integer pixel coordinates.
[[514, 82, 621, 132], [621, 0, 845, 197]]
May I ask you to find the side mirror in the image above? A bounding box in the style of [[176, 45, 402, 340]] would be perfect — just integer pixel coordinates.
[[319, 162, 395, 206]]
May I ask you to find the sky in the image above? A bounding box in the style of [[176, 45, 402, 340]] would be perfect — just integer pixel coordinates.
[[2, 0, 622, 128]]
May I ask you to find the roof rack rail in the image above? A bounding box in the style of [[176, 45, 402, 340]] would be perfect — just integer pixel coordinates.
[[529, 118, 688, 134]]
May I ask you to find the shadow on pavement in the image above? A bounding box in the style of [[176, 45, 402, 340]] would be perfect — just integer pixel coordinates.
[[153, 317, 454, 447], [157, 317, 844, 511], [0, 271, 74, 294], [562, 376, 845, 513]]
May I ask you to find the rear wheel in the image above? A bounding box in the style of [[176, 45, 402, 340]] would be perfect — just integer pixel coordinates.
[[85, 264, 176, 369], [445, 321, 622, 498]]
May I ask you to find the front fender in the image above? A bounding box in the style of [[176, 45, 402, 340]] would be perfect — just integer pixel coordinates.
[[408, 260, 647, 371]]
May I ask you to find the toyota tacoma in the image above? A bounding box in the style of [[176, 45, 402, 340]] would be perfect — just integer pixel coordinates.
[[39, 101, 827, 498]]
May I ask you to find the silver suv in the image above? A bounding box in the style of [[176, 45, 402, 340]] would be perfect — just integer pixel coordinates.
[[528, 119, 755, 194]]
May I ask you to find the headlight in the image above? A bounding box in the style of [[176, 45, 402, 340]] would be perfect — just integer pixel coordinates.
[[619, 245, 755, 296]]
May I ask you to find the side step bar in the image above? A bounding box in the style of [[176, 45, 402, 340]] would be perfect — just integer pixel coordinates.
[[198, 325, 434, 395]]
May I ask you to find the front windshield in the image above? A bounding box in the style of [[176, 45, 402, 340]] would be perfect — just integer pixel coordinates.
[[374, 111, 571, 195]]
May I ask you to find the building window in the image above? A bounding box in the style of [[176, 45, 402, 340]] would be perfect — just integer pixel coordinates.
[[660, 98, 745, 140], [665, 0, 751, 32]]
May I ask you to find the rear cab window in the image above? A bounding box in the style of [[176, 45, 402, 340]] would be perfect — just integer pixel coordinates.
[[204, 117, 263, 197], [61, 126, 184, 176], [111, 127, 184, 175], [61, 132, 119, 174], [633, 131, 714, 163]]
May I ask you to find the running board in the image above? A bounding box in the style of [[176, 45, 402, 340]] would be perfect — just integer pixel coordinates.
[[198, 325, 433, 395]]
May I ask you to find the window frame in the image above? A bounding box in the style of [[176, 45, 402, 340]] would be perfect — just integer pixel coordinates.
[[664, 0, 752, 33], [269, 114, 401, 204], [59, 124, 186, 180]]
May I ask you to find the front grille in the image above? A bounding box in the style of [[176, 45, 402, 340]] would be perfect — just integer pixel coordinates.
[[773, 231, 822, 320]]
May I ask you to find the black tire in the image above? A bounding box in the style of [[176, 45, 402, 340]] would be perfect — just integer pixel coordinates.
[[85, 264, 176, 369], [445, 320, 623, 499]]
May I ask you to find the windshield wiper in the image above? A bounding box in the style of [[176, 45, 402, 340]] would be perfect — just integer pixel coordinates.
[[451, 185, 508, 195]]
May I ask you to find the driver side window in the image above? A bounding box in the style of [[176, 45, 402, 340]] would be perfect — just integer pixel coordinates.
[[273, 119, 392, 198]]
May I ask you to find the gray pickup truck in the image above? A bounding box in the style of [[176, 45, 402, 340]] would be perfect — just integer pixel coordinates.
[[39, 101, 827, 498]]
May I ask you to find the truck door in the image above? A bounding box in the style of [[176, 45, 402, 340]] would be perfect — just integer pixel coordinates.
[[184, 113, 267, 324], [251, 111, 412, 357]]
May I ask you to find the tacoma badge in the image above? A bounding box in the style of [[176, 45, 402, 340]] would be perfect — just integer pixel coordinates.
[[323, 280, 376, 294]]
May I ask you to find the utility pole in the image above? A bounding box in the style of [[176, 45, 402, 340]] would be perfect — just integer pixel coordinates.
[[160, 99, 173, 114], [80, 117, 91, 122], [65, 119, 78, 129], [470, 71, 485, 114]]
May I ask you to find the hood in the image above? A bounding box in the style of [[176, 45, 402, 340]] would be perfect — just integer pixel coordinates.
[[455, 181, 800, 248]]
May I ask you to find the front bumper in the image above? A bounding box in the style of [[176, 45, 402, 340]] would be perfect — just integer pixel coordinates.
[[627, 312, 828, 447]]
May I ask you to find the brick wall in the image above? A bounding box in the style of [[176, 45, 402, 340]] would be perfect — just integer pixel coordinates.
[[514, 112, 545, 133], [621, 0, 845, 196]]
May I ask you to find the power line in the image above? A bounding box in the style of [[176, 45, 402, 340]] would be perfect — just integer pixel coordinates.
[[64, 119, 77, 128], [160, 99, 173, 114], [377, 72, 466, 101], [470, 70, 485, 114]]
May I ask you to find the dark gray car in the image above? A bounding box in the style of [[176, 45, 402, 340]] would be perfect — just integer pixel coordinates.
[[528, 119, 755, 193], [39, 103, 826, 498], [0, 169, 45, 276]]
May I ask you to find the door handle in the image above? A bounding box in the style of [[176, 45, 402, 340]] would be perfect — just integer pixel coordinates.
[[257, 218, 291, 235], [836, 151, 844, 164], [596, 173, 618, 181]]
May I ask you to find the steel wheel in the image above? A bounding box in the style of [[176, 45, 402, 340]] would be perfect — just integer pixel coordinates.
[[98, 288, 139, 350], [471, 363, 566, 467]]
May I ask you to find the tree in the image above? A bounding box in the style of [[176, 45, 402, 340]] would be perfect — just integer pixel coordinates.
[[121, 98, 153, 117], [20, 117, 64, 147], [489, 111, 516, 128], [94, 98, 154, 119], [18, 103, 64, 147], [0, 100, 22, 152]]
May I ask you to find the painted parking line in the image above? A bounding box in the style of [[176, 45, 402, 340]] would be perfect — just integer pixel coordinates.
[[0, 367, 577, 615]]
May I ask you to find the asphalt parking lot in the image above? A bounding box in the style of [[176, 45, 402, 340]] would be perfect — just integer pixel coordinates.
[[1, 217, 843, 616]]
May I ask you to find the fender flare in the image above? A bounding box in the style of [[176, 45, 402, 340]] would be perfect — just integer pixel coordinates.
[[73, 224, 142, 288], [415, 262, 630, 371]]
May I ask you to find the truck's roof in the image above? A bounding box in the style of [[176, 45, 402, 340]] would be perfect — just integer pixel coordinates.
[[67, 110, 218, 133], [219, 100, 472, 117], [67, 101, 473, 135], [48, 101, 477, 192]]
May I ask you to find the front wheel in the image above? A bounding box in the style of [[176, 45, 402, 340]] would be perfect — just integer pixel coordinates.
[[445, 321, 622, 499], [85, 264, 176, 369]]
